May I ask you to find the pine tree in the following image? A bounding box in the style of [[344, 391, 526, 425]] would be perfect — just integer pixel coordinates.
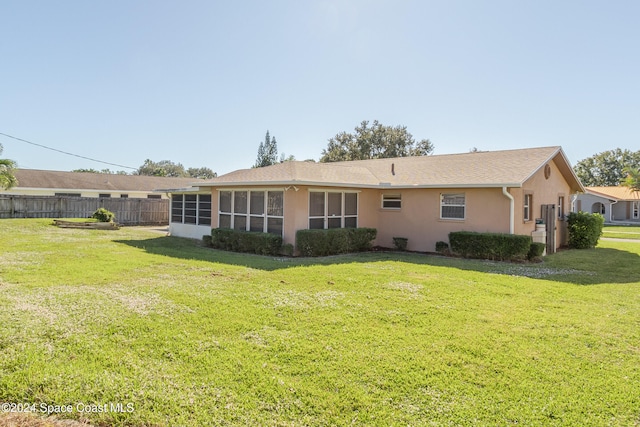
[[254, 131, 279, 167]]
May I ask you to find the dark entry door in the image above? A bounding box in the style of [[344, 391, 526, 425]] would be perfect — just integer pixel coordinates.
[[541, 204, 556, 254]]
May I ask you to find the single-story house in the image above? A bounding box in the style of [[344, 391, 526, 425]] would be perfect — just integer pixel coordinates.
[[167, 146, 584, 253], [1, 169, 200, 199], [575, 186, 640, 223]]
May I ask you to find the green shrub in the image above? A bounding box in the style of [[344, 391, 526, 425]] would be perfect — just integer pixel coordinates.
[[280, 243, 294, 257], [449, 231, 532, 261], [296, 228, 377, 257], [435, 241, 449, 254], [392, 237, 408, 251], [349, 228, 377, 252], [211, 228, 282, 256], [567, 211, 604, 249], [527, 242, 546, 261], [202, 235, 212, 247], [92, 208, 115, 223]]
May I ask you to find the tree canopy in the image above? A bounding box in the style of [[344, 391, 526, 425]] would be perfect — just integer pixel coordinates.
[[254, 131, 279, 168], [573, 149, 640, 187], [320, 120, 434, 163], [186, 167, 217, 179], [0, 143, 18, 190], [135, 159, 216, 178]]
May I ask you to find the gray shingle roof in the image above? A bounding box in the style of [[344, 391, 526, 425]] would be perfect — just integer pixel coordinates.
[[203, 146, 583, 191], [10, 169, 202, 192]]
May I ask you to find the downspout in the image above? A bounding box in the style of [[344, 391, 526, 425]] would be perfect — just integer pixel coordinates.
[[571, 194, 578, 213], [502, 186, 514, 234], [609, 200, 618, 222]]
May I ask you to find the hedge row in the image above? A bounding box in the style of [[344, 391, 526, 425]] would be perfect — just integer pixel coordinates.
[[210, 228, 283, 256], [296, 228, 377, 257], [449, 231, 534, 261]]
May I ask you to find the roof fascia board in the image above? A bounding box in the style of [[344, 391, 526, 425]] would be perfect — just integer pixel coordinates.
[[196, 181, 523, 189]]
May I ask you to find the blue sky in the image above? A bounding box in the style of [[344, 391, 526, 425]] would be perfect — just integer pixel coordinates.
[[1, 0, 638, 175]]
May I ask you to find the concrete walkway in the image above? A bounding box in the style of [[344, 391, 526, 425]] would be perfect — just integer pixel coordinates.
[[601, 237, 640, 243]]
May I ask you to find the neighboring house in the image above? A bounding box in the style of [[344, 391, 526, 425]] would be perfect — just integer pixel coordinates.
[[1, 169, 199, 199], [167, 146, 584, 253], [575, 186, 640, 223]]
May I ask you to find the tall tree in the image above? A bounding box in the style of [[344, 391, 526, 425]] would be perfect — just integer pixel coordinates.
[[621, 167, 640, 192], [0, 143, 18, 189], [254, 131, 279, 168], [187, 167, 217, 179], [573, 149, 640, 187], [320, 120, 434, 162], [135, 159, 187, 177]]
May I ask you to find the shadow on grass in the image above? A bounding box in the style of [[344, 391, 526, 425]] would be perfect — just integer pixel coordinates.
[[115, 235, 640, 286]]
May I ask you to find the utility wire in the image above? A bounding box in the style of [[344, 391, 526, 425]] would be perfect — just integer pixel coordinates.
[[0, 132, 138, 170]]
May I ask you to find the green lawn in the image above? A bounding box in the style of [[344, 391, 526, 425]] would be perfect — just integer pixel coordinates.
[[602, 224, 640, 240], [1, 219, 639, 426]]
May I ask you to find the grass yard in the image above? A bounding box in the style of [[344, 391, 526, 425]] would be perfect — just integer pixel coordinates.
[[602, 224, 640, 240], [0, 219, 639, 426]]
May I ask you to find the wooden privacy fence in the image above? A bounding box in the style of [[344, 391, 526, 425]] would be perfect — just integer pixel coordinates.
[[0, 195, 169, 225]]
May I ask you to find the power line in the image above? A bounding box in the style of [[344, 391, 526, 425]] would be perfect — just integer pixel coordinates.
[[0, 132, 138, 170]]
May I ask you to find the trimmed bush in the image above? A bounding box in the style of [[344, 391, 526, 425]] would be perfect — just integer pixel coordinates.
[[202, 235, 212, 247], [392, 237, 408, 251], [296, 228, 377, 257], [528, 242, 546, 261], [435, 241, 450, 254], [280, 243, 294, 257], [449, 231, 532, 261], [567, 211, 604, 249], [211, 228, 282, 256], [92, 208, 115, 223]]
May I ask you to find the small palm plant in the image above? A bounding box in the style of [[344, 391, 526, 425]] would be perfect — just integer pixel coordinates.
[[621, 167, 640, 193], [0, 144, 18, 190]]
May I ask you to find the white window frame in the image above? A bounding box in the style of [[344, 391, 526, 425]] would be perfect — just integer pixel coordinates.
[[633, 201, 639, 219], [523, 193, 532, 222], [381, 194, 402, 209], [217, 189, 284, 236], [308, 190, 359, 229], [558, 195, 565, 219], [440, 193, 466, 220]]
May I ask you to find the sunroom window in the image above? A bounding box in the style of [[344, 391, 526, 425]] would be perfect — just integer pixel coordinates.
[[218, 190, 284, 235], [308, 191, 358, 229], [171, 194, 212, 226]]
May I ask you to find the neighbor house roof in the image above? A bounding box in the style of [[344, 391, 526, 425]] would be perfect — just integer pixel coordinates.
[[586, 186, 640, 201], [199, 146, 584, 191], [8, 169, 201, 193]]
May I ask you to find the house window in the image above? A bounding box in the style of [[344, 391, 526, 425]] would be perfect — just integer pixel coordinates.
[[524, 194, 533, 222], [147, 194, 162, 199], [120, 194, 129, 198], [55, 193, 81, 197], [440, 193, 465, 220], [382, 194, 401, 209], [218, 190, 284, 235], [558, 196, 565, 219], [308, 191, 358, 229], [99, 193, 111, 198], [633, 202, 639, 219], [171, 194, 212, 226]]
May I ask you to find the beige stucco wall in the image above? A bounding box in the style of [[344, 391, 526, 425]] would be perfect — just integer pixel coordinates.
[[372, 188, 511, 252], [512, 158, 574, 247]]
